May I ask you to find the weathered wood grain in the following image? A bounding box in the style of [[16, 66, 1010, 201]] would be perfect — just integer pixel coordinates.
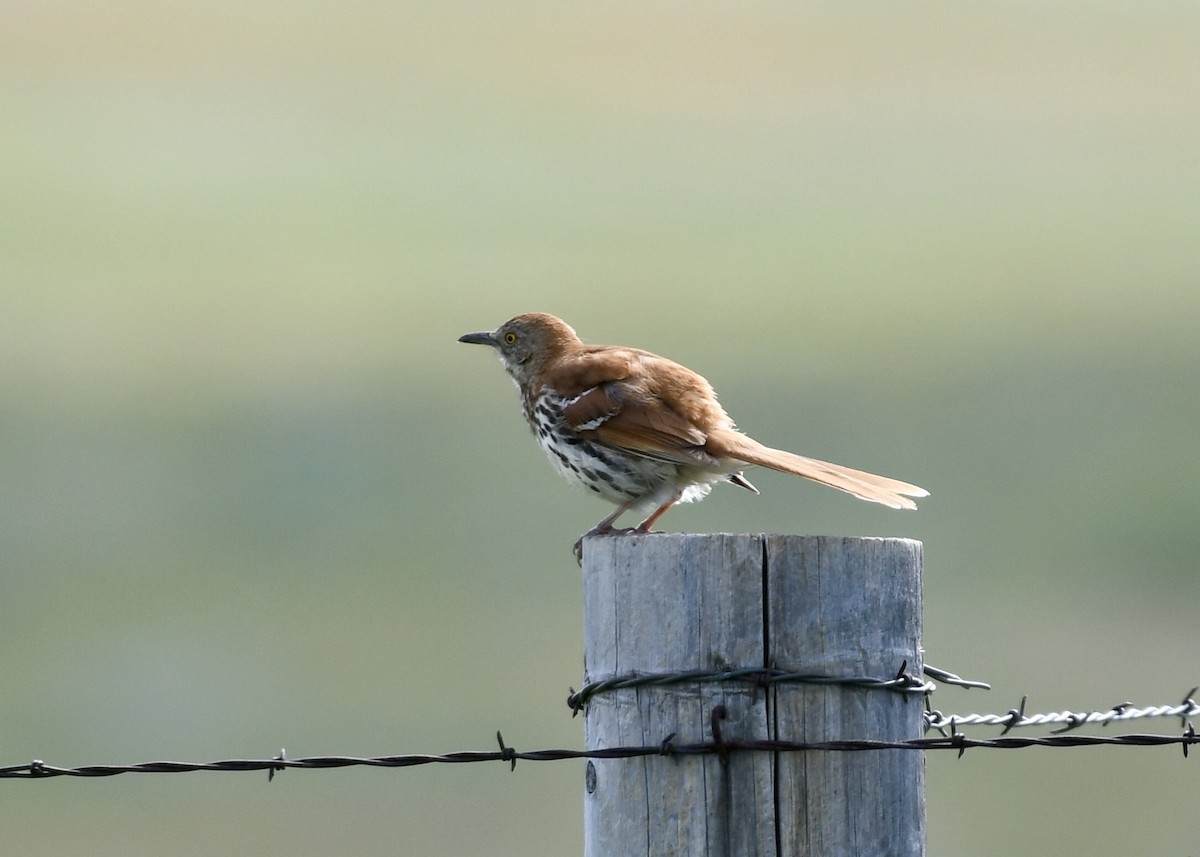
[[581, 533, 924, 857]]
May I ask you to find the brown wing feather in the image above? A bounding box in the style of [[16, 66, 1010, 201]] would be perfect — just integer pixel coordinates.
[[593, 411, 719, 467], [562, 379, 719, 468], [541, 347, 637, 397], [706, 428, 929, 510], [561, 384, 622, 431]]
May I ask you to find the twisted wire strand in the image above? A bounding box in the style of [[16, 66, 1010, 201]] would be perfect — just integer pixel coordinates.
[[567, 660, 943, 712], [2, 726, 1195, 780], [926, 699, 1200, 734]]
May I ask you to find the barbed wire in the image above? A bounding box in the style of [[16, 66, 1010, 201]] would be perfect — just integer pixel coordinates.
[[567, 661, 984, 713], [569, 662, 1197, 735], [567, 661, 933, 713], [4, 665, 1194, 780], [926, 688, 1200, 735], [2, 724, 1195, 780]]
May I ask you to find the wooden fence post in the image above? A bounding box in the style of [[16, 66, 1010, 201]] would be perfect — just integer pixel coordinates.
[[580, 533, 925, 857]]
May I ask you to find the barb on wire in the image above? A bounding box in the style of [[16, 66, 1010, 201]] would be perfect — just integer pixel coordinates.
[[923, 663, 992, 690], [268, 749, 286, 782]]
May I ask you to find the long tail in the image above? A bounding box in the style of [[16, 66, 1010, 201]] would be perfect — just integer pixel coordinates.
[[707, 429, 929, 510]]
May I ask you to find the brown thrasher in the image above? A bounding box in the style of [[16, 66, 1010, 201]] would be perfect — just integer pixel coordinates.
[[459, 313, 928, 561]]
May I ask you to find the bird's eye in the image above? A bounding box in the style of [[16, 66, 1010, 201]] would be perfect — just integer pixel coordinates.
[[503, 332, 518, 345]]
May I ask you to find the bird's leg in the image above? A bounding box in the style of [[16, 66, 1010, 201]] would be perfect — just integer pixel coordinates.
[[633, 491, 683, 534], [573, 500, 638, 565], [573, 489, 684, 564]]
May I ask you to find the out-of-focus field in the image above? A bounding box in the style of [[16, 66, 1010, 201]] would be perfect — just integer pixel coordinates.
[[2, 3, 1197, 854]]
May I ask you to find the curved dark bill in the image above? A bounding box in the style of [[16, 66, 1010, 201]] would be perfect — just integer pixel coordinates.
[[458, 331, 497, 346]]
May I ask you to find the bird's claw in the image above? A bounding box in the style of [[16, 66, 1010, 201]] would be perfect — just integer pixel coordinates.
[[573, 526, 637, 566]]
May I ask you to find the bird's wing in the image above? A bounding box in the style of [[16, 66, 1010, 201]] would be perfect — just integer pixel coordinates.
[[569, 385, 720, 467], [547, 348, 720, 468], [542, 347, 637, 398]]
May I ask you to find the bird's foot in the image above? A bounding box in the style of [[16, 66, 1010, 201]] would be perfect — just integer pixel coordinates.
[[573, 524, 638, 566]]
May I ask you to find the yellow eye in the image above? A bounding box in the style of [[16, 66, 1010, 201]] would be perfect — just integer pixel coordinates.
[[503, 332, 518, 345]]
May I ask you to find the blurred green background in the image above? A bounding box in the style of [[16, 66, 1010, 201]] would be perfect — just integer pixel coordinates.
[[3, 2, 1197, 853]]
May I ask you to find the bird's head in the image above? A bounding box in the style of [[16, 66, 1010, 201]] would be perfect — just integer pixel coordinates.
[[458, 312, 581, 385]]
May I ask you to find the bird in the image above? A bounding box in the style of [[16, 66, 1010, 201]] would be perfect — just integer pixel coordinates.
[[459, 313, 928, 562]]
